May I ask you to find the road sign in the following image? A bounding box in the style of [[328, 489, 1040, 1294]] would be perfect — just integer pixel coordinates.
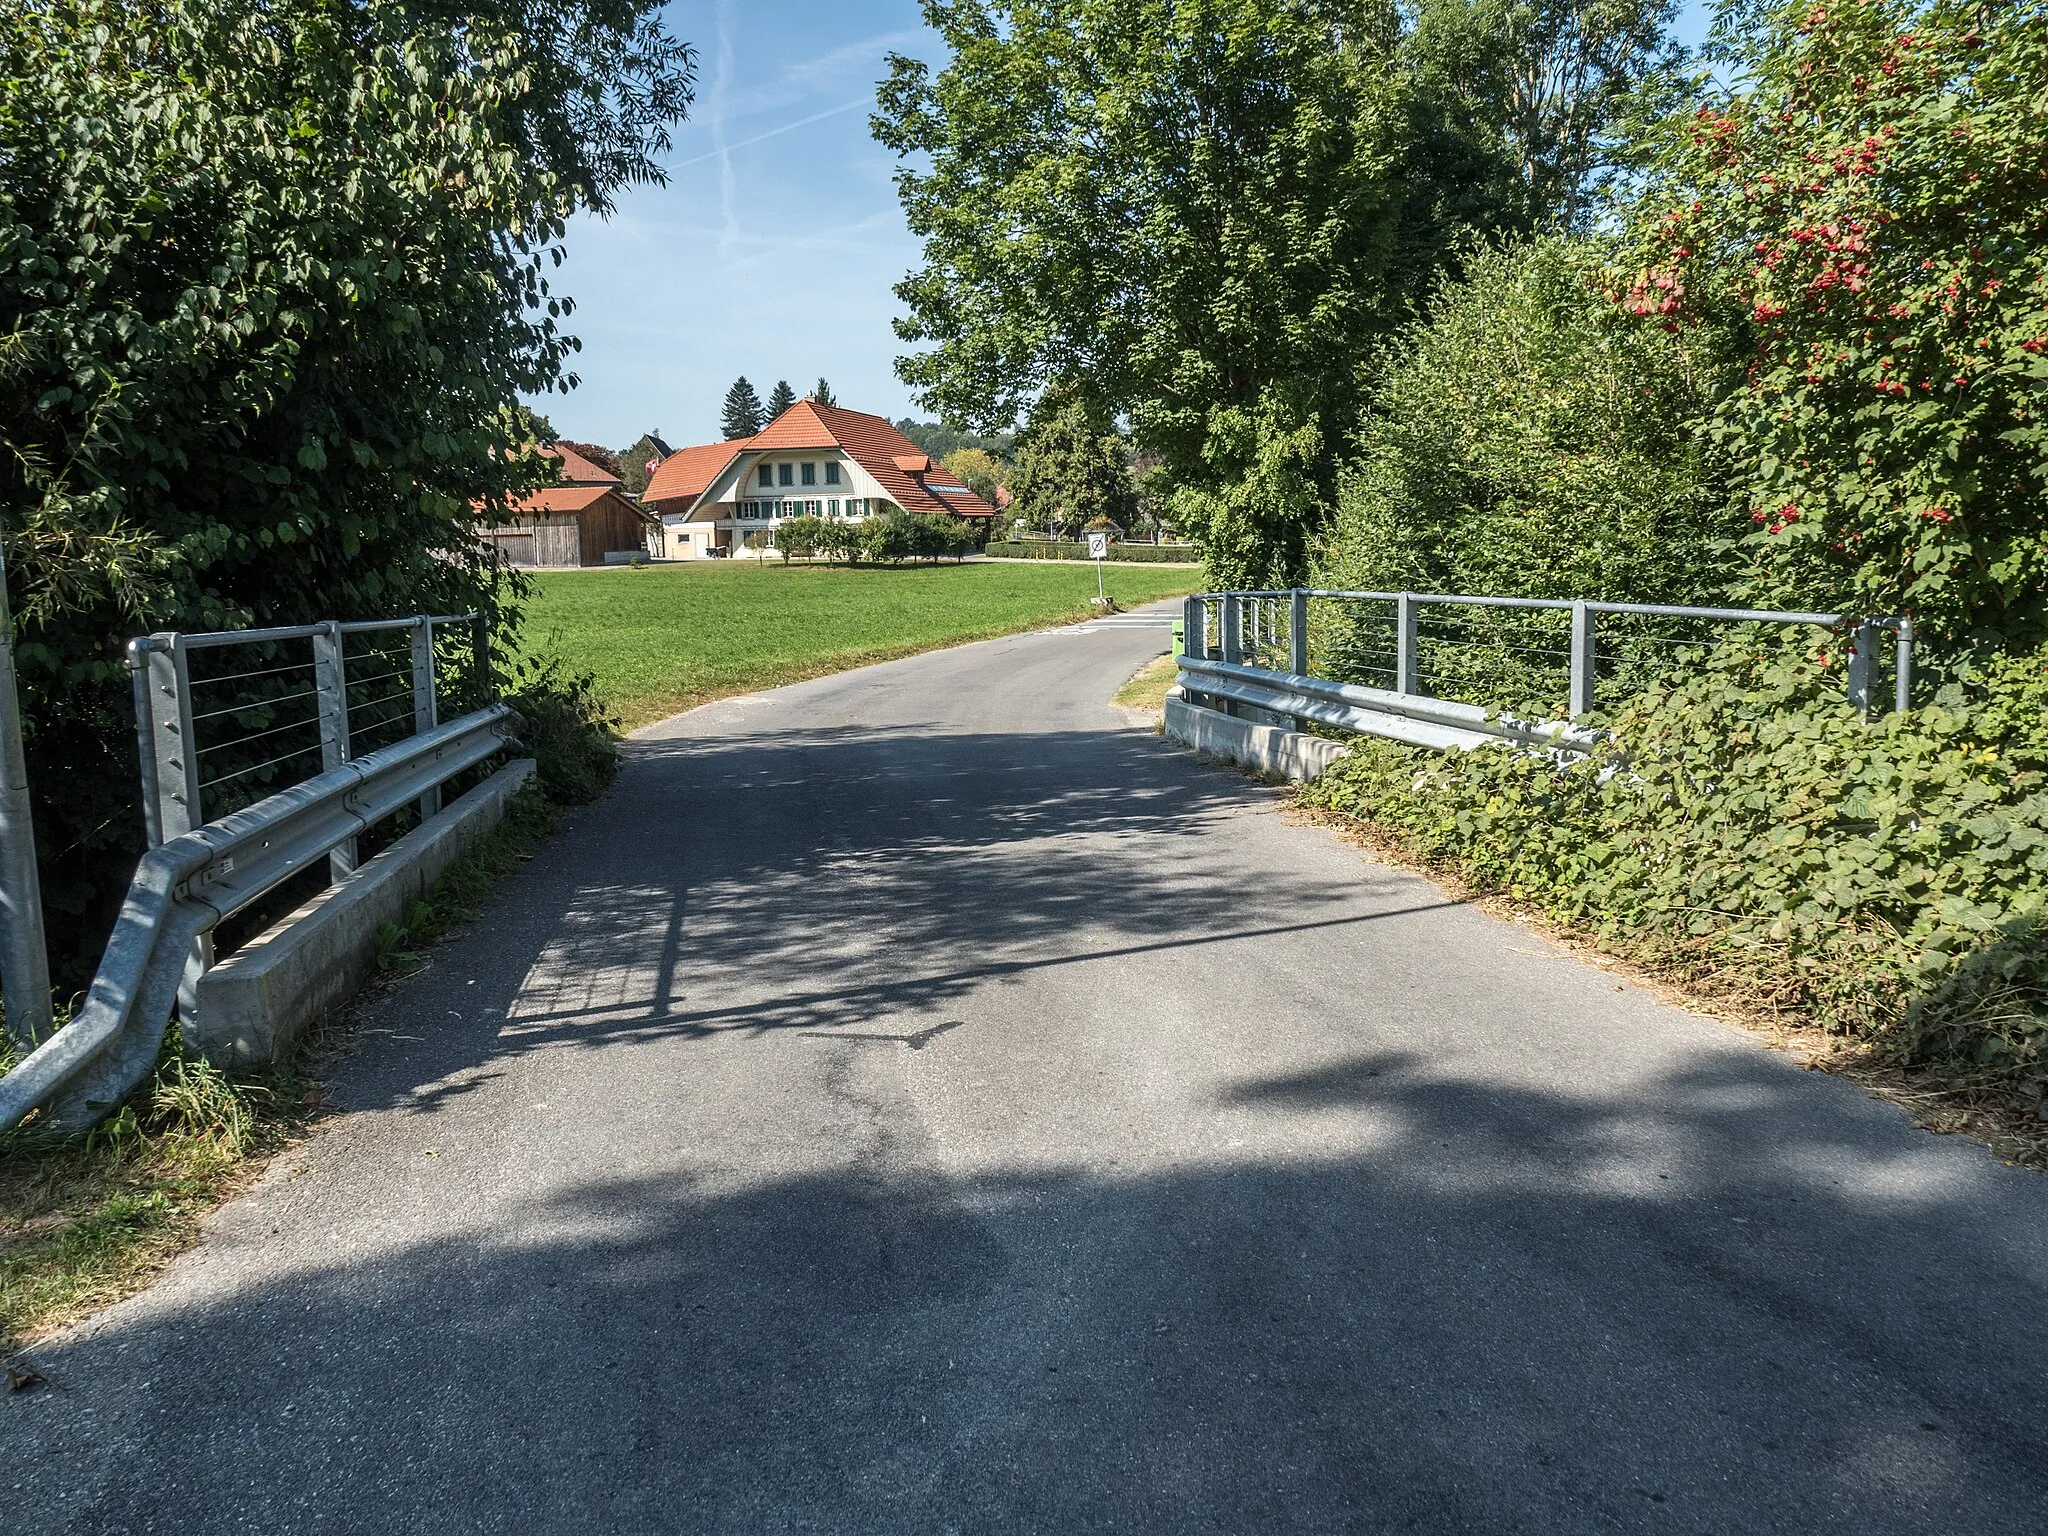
[[1086, 531, 1109, 560]]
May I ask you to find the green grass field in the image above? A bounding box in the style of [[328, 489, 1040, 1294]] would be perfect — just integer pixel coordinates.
[[522, 560, 1201, 729]]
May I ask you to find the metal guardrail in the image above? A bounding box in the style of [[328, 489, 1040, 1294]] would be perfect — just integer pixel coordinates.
[[0, 703, 517, 1134], [1179, 655, 1599, 755], [1180, 590, 1913, 751], [125, 613, 488, 1016], [128, 613, 488, 853]]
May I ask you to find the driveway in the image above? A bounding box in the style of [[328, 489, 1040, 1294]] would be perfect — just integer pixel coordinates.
[[8, 602, 2047, 1532]]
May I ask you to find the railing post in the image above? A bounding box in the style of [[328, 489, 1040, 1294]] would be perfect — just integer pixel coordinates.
[[1846, 619, 1877, 717], [1289, 589, 1309, 677], [312, 621, 356, 879], [411, 618, 441, 821], [471, 612, 494, 707], [127, 644, 161, 850], [1183, 595, 1204, 667], [145, 636, 214, 1025], [1395, 593, 1418, 695], [1569, 602, 1597, 718], [1221, 593, 1242, 666], [1895, 617, 1914, 715], [145, 638, 201, 844]]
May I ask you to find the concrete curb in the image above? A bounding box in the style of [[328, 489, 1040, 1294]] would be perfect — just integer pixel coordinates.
[[190, 757, 537, 1065], [1163, 695, 1350, 782]]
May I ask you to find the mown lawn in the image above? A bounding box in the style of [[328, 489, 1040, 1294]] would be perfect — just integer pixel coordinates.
[[522, 560, 1201, 728]]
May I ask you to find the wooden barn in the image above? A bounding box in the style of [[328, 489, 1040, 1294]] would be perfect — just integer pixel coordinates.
[[479, 445, 655, 568]]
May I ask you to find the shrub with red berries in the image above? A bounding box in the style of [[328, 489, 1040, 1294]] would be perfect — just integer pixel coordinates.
[[1619, 0, 2048, 649]]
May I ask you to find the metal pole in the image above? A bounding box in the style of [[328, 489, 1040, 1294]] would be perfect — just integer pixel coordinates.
[[1846, 619, 1877, 718], [142, 634, 214, 1024], [411, 619, 441, 821], [1895, 617, 1913, 715], [1395, 594, 1418, 696], [1220, 593, 1242, 666], [126, 641, 162, 848], [0, 540, 52, 1051], [472, 613, 493, 707], [1569, 602, 1597, 718], [1289, 589, 1309, 677], [312, 621, 356, 879]]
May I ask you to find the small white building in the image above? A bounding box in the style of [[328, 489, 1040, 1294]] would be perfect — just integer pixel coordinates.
[[640, 400, 996, 559]]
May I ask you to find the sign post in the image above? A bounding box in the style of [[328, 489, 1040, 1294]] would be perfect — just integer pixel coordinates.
[[1086, 530, 1109, 606]]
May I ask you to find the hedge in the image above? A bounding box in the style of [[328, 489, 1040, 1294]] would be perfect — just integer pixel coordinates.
[[1299, 643, 2048, 1078], [985, 540, 1202, 563]]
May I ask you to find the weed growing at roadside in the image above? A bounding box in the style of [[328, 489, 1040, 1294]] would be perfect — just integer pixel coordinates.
[[1, 1043, 307, 1354]]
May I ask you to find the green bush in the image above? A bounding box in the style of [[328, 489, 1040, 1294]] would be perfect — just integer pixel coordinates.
[[0, 0, 688, 990], [847, 512, 975, 564], [1301, 642, 2048, 1075], [1622, 0, 2048, 650], [773, 514, 831, 561], [507, 661, 620, 806], [1320, 235, 1739, 605], [986, 540, 1201, 563]]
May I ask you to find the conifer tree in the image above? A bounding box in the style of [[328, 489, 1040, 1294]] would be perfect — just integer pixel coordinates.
[[813, 377, 837, 408], [720, 377, 765, 439], [767, 379, 797, 418]]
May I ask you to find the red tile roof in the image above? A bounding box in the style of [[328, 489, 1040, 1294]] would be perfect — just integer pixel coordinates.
[[643, 440, 751, 506], [546, 443, 622, 486], [499, 484, 653, 521], [650, 401, 996, 520]]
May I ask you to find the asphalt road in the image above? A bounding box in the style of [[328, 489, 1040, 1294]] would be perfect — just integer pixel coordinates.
[[9, 604, 2048, 1532]]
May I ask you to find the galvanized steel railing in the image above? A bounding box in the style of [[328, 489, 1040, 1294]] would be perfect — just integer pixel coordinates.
[[128, 613, 490, 857], [1180, 590, 1913, 751], [0, 705, 516, 1133], [0, 613, 509, 1135]]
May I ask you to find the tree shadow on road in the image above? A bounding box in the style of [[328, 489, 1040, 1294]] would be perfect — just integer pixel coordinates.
[[18, 713, 2047, 1530], [330, 722, 1454, 1109], [10, 1042, 2048, 1533]]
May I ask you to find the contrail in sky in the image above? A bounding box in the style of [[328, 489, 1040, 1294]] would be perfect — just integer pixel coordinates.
[[675, 98, 869, 170]]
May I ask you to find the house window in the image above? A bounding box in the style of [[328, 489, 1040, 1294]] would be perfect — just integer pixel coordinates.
[[828, 499, 839, 516], [757, 464, 772, 488], [778, 463, 793, 487], [801, 462, 817, 486], [824, 462, 841, 486]]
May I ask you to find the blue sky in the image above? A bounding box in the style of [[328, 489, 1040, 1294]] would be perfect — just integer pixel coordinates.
[[539, 0, 1719, 452]]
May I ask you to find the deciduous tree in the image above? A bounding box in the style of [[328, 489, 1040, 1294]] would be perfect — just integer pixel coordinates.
[[1008, 392, 1135, 539], [0, 0, 692, 983], [875, 0, 1523, 583], [940, 448, 1006, 506]]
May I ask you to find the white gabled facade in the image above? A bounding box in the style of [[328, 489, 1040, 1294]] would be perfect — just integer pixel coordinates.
[[659, 446, 901, 560]]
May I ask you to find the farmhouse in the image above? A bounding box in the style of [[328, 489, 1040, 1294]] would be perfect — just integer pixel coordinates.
[[479, 443, 655, 567], [641, 400, 997, 559]]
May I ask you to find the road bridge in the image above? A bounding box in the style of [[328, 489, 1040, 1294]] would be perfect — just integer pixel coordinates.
[[8, 604, 2046, 1531]]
